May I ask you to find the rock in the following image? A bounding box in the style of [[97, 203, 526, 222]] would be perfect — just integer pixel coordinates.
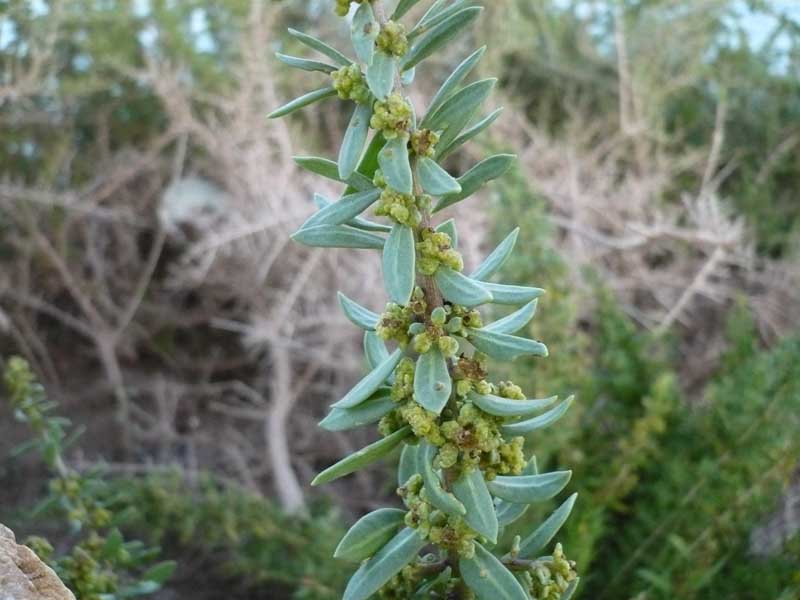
[[0, 524, 74, 600]]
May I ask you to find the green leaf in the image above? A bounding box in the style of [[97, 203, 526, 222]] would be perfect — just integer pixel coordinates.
[[301, 188, 381, 230], [402, 7, 483, 71], [332, 349, 404, 408], [425, 79, 496, 154], [501, 396, 574, 436], [275, 53, 337, 73], [378, 135, 413, 194], [343, 528, 426, 600], [392, 0, 424, 19], [288, 28, 351, 66], [340, 103, 374, 179], [423, 46, 486, 125], [561, 578, 580, 600], [312, 426, 411, 486], [338, 291, 380, 330], [292, 224, 385, 250], [343, 133, 386, 196], [459, 543, 528, 600], [482, 282, 545, 305], [398, 443, 420, 487], [351, 2, 379, 65], [468, 391, 558, 418], [420, 442, 466, 516], [101, 529, 124, 559], [364, 331, 390, 369], [435, 268, 492, 307], [294, 156, 374, 191], [319, 389, 394, 432], [120, 581, 161, 597], [367, 51, 396, 100], [439, 107, 503, 159], [487, 471, 572, 504], [518, 493, 578, 558], [413, 348, 452, 414], [435, 218, 457, 247], [417, 157, 462, 195], [140, 561, 177, 585], [483, 300, 539, 335], [467, 328, 548, 361], [335, 508, 406, 562], [383, 224, 416, 304], [452, 468, 498, 543], [470, 228, 519, 280], [409, 0, 469, 40], [268, 87, 337, 119], [413, 567, 452, 598], [434, 154, 516, 212]]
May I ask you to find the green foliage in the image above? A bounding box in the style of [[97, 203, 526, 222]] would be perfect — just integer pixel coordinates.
[[271, 1, 581, 597]]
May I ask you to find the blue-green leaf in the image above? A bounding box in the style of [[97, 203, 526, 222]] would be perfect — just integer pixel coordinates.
[[434, 154, 516, 212], [332, 349, 404, 408], [268, 87, 337, 119], [275, 53, 337, 73], [392, 0, 424, 20], [335, 508, 406, 562], [378, 135, 413, 194], [452, 468, 498, 543], [398, 443, 420, 487], [319, 389, 394, 432], [482, 282, 545, 305], [420, 442, 466, 516], [351, 2, 379, 65], [459, 543, 528, 600], [483, 300, 539, 335], [518, 493, 578, 558], [294, 156, 374, 191], [417, 157, 462, 195], [439, 107, 504, 159], [435, 218, 457, 247], [312, 426, 411, 486], [301, 189, 381, 230], [487, 471, 572, 504], [402, 7, 483, 71], [292, 225, 385, 250], [340, 103, 374, 179], [560, 578, 580, 600], [467, 328, 548, 361], [367, 51, 396, 100], [383, 224, 416, 305], [343, 133, 387, 196], [423, 47, 486, 125], [315, 193, 390, 232], [501, 396, 574, 436], [409, 0, 469, 40], [140, 561, 177, 585], [495, 458, 539, 527], [435, 268, 492, 307], [343, 528, 426, 600], [468, 391, 558, 418], [425, 79, 496, 154], [288, 28, 351, 66], [401, 66, 416, 85], [364, 331, 390, 369], [470, 228, 519, 280], [338, 292, 380, 330], [414, 348, 452, 414]]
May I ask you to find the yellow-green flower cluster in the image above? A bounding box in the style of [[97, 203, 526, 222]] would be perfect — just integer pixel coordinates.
[[334, 0, 367, 17], [331, 64, 371, 104], [54, 534, 122, 600], [376, 20, 409, 57], [391, 357, 416, 402], [377, 303, 414, 346], [399, 401, 444, 445], [453, 354, 490, 398], [375, 188, 423, 226], [417, 229, 463, 275], [378, 564, 423, 599], [370, 93, 413, 138], [411, 128, 439, 158], [498, 381, 526, 400], [520, 544, 578, 600]]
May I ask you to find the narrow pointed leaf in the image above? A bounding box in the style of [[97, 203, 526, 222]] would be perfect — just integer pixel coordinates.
[[413, 348, 452, 414], [367, 51, 396, 100], [482, 282, 545, 305], [467, 328, 548, 361], [418, 157, 461, 195], [364, 331, 390, 370], [420, 442, 466, 516], [452, 468, 498, 543], [343, 528, 426, 600], [470, 228, 519, 280], [332, 349, 404, 408], [560, 578, 580, 600], [435, 268, 492, 307], [487, 471, 572, 504], [378, 135, 413, 194], [413, 567, 452, 598], [409, 0, 469, 40], [338, 292, 380, 330], [340, 103, 374, 179], [312, 426, 411, 486], [351, 2, 379, 65], [276, 53, 336, 73], [343, 133, 386, 196], [423, 47, 486, 125], [468, 391, 558, 418], [301, 188, 381, 230], [460, 543, 528, 600], [288, 28, 351, 66], [319, 389, 394, 432], [435, 218, 457, 247], [335, 508, 406, 562], [425, 79, 496, 153], [501, 396, 574, 436], [268, 87, 337, 119], [483, 300, 539, 335], [495, 459, 539, 527], [402, 7, 483, 71], [434, 154, 516, 212], [439, 107, 504, 159], [398, 443, 420, 487], [294, 156, 374, 191], [401, 66, 416, 85], [518, 493, 578, 558], [383, 224, 416, 305], [392, 0, 423, 19], [292, 224, 384, 250]]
